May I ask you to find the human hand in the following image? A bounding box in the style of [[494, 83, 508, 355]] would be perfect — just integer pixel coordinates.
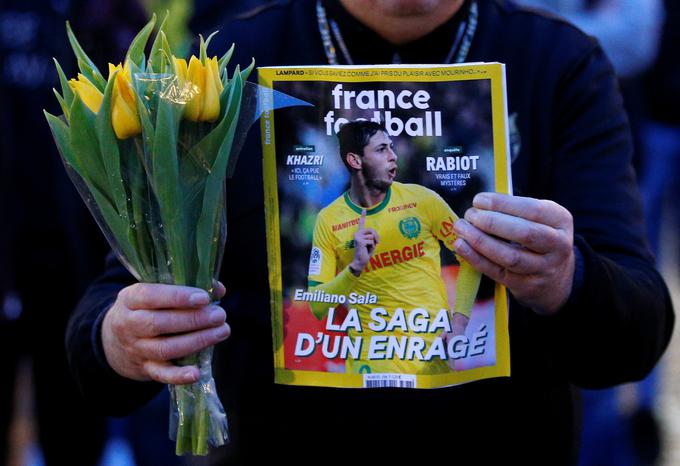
[[441, 312, 470, 371], [350, 209, 380, 275], [453, 193, 575, 315], [101, 281, 229, 385]]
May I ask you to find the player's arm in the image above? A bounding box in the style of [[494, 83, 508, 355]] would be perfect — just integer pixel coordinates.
[[308, 209, 379, 319], [308, 269, 358, 320], [427, 191, 482, 325]]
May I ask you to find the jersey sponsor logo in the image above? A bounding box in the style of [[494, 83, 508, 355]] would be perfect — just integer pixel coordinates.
[[439, 216, 456, 238], [344, 239, 355, 250], [364, 241, 425, 273], [332, 217, 361, 232], [309, 247, 322, 275], [399, 216, 421, 240], [388, 202, 417, 213]]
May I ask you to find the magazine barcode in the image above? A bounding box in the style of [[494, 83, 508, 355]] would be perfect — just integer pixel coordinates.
[[365, 379, 415, 388], [363, 374, 417, 389]]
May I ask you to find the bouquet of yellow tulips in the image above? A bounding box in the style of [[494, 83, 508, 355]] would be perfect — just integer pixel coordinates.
[[44, 14, 255, 455]]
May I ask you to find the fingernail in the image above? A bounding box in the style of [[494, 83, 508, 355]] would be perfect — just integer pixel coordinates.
[[455, 238, 469, 254], [184, 367, 199, 383], [464, 208, 478, 222], [474, 193, 491, 209], [189, 291, 210, 306], [454, 219, 469, 233], [214, 324, 230, 340], [208, 307, 225, 324]]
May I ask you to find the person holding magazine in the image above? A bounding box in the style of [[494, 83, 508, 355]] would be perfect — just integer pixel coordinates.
[[66, 0, 674, 463]]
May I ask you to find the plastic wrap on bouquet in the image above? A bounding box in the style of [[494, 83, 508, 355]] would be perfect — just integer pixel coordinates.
[[44, 15, 309, 456], [171, 347, 227, 455]]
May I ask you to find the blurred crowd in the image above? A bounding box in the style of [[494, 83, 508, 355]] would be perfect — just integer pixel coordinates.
[[0, 0, 678, 465]]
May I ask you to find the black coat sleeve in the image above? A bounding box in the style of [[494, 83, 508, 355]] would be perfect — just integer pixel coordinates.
[[65, 251, 164, 415], [539, 42, 674, 388]]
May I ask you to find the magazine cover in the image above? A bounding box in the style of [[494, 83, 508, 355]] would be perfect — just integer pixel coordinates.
[[259, 64, 511, 389]]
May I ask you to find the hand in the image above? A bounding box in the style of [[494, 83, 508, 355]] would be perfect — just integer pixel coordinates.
[[441, 312, 469, 371], [350, 209, 380, 275], [453, 193, 575, 315], [101, 281, 229, 385]]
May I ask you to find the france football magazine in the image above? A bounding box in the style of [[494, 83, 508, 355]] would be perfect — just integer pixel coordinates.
[[259, 64, 512, 389]]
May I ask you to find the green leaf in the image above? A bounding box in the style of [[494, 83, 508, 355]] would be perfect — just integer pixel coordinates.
[[124, 140, 156, 280], [68, 92, 112, 205], [220, 65, 241, 120], [241, 57, 256, 82], [206, 197, 226, 290], [193, 67, 245, 289], [129, 62, 156, 152], [46, 110, 143, 277], [178, 159, 206, 285], [76, 58, 106, 92], [148, 13, 169, 73], [126, 14, 157, 68], [221, 66, 230, 89], [66, 21, 107, 91], [195, 93, 242, 290], [53, 58, 74, 109], [45, 111, 81, 175], [136, 96, 155, 153], [95, 70, 129, 222], [161, 31, 172, 64], [149, 32, 173, 75], [152, 96, 188, 283], [52, 89, 70, 120], [154, 32, 173, 74], [203, 31, 219, 55], [198, 34, 207, 63], [89, 181, 145, 277], [218, 43, 235, 77], [128, 59, 143, 79]]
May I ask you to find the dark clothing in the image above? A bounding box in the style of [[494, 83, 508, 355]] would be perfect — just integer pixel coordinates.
[[645, 0, 680, 124], [0, 1, 116, 464], [66, 0, 674, 464]]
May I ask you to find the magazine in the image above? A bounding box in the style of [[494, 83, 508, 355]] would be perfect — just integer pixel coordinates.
[[259, 64, 511, 389]]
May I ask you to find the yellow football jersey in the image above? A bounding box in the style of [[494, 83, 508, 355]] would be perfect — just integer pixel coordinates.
[[308, 181, 461, 374]]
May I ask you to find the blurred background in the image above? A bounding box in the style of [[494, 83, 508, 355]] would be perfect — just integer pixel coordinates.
[[1, 0, 678, 465]]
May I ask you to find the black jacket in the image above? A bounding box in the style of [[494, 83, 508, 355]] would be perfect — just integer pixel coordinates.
[[66, 1, 674, 464]]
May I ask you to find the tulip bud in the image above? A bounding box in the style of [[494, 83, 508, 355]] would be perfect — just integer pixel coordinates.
[[202, 57, 223, 122], [184, 56, 204, 122], [173, 55, 224, 123], [173, 57, 188, 82], [108, 61, 142, 139], [69, 74, 103, 114]]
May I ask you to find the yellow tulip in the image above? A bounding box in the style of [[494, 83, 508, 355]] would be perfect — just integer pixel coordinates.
[[173, 55, 224, 122], [69, 74, 103, 114], [174, 57, 188, 82], [108, 61, 142, 140]]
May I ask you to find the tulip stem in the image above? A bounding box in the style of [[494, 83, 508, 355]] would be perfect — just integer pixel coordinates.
[[174, 348, 211, 455]]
